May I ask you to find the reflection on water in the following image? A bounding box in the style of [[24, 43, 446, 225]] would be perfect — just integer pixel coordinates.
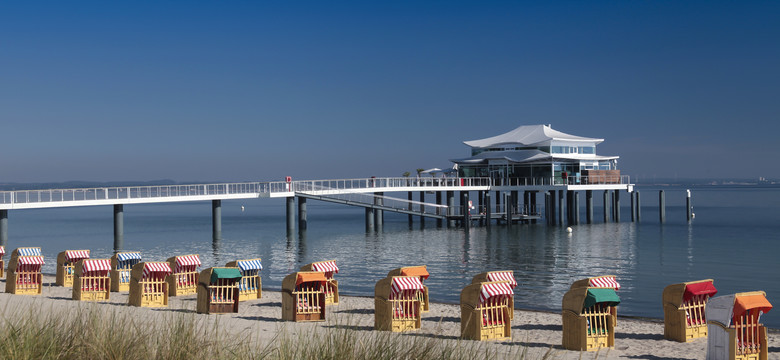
[[6, 186, 780, 328]]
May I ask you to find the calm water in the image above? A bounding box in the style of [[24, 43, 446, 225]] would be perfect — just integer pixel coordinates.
[[5, 185, 780, 328]]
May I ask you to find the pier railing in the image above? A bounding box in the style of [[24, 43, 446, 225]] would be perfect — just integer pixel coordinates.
[[0, 175, 630, 207]]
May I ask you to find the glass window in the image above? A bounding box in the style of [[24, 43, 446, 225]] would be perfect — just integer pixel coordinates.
[[580, 147, 595, 154]]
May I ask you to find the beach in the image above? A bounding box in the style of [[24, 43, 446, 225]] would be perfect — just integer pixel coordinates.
[[0, 274, 776, 360]]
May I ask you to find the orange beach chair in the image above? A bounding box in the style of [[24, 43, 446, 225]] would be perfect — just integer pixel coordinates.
[[282, 271, 327, 322], [706, 291, 772, 360]]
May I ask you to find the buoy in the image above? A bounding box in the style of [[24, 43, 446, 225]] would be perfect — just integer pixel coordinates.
[[241, 205, 245, 212], [566, 227, 573, 233]]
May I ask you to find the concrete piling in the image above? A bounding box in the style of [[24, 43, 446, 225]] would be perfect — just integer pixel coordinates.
[[659, 190, 666, 223], [114, 204, 124, 251], [586, 190, 593, 224], [603, 190, 609, 223], [298, 197, 307, 231], [286, 197, 295, 234], [0, 210, 7, 248], [686, 189, 692, 221]]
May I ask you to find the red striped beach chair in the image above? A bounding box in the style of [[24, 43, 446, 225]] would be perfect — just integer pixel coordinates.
[[472, 270, 518, 319], [6, 247, 44, 295], [375, 275, 425, 332], [166, 254, 200, 296], [72, 258, 111, 301], [225, 258, 263, 301], [111, 251, 142, 292], [663, 279, 718, 342], [56, 249, 90, 287], [282, 271, 327, 322], [571, 275, 621, 326], [562, 286, 621, 351], [129, 261, 172, 307], [461, 280, 513, 340], [197, 267, 242, 314], [0, 245, 5, 278], [706, 291, 772, 360], [300, 260, 339, 305], [387, 265, 430, 312]]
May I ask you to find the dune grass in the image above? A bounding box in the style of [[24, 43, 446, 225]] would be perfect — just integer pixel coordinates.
[[0, 302, 563, 360]]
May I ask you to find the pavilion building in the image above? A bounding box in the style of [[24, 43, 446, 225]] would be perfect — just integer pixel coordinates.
[[451, 124, 620, 184]]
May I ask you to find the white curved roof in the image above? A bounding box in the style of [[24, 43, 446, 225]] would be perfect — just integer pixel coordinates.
[[464, 124, 603, 148]]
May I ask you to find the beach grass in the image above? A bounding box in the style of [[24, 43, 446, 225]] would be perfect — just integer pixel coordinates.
[[0, 302, 564, 360]]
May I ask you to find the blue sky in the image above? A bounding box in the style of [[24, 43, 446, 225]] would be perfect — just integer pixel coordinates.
[[2, 1, 779, 183]]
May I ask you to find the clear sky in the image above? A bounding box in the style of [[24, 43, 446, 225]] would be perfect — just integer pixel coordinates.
[[2, 1, 779, 183]]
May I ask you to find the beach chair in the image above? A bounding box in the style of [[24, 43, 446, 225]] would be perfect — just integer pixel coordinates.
[[571, 275, 620, 326], [166, 254, 200, 296], [472, 270, 518, 319], [706, 291, 772, 360], [375, 275, 425, 332], [562, 286, 621, 351], [5, 247, 45, 295], [225, 258, 263, 301], [300, 260, 339, 305], [111, 251, 142, 292], [72, 259, 111, 301], [282, 271, 328, 322], [56, 249, 90, 287], [663, 279, 718, 342], [461, 280, 514, 341], [387, 265, 430, 312], [197, 267, 242, 314], [129, 261, 172, 307], [0, 245, 5, 278]]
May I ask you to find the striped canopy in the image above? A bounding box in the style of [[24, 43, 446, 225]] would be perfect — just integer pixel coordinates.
[[175, 255, 201, 267], [117, 252, 142, 261], [487, 271, 517, 288], [17, 247, 42, 256], [312, 260, 338, 274], [589, 276, 620, 290], [479, 281, 514, 304], [18, 256, 45, 265], [143, 262, 173, 278], [83, 259, 111, 272], [0, 246, 4, 255], [237, 259, 263, 271], [391, 276, 424, 296], [65, 250, 90, 261]]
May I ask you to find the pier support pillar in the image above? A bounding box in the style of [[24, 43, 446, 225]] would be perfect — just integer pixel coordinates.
[[530, 191, 537, 224], [659, 190, 666, 223], [436, 191, 443, 228], [298, 197, 307, 231], [558, 190, 564, 227], [630, 191, 636, 222], [419, 191, 425, 227], [566, 190, 573, 226], [365, 207, 374, 232], [686, 189, 692, 221], [374, 192, 383, 232], [603, 191, 609, 223], [114, 204, 124, 251], [586, 190, 593, 224], [574, 192, 580, 225], [286, 197, 295, 234], [504, 192, 512, 226], [636, 191, 641, 222], [495, 191, 501, 224], [485, 191, 492, 228], [614, 190, 621, 222], [477, 191, 484, 226], [462, 192, 470, 230], [407, 192, 413, 226], [0, 210, 7, 248], [549, 191, 556, 225], [212, 200, 222, 241], [446, 191, 455, 228]]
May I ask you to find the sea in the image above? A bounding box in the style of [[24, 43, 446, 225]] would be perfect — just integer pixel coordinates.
[[5, 184, 779, 328]]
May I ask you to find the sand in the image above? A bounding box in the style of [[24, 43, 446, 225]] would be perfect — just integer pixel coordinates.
[[0, 274, 777, 360]]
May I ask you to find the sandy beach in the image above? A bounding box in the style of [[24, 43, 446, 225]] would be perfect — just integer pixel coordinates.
[[0, 274, 776, 360]]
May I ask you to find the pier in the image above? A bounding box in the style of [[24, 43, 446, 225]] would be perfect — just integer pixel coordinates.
[[0, 175, 675, 250]]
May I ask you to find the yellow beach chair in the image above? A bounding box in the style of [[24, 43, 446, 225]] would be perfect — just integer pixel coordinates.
[[128, 261, 172, 307], [6, 247, 44, 295], [56, 249, 90, 287], [662, 279, 717, 342], [706, 291, 772, 360], [197, 267, 242, 314], [562, 286, 620, 351], [166, 254, 200, 296], [225, 258, 263, 301], [111, 251, 142, 292], [461, 280, 513, 341], [72, 259, 111, 301], [472, 270, 517, 319], [387, 265, 430, 312], [282, 271, 327, 322], [375, 275, 425, 332]]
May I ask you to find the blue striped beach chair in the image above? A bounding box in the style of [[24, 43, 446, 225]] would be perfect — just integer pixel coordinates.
[[111, 251, 142, 292], [225, 258, 263, 301]]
